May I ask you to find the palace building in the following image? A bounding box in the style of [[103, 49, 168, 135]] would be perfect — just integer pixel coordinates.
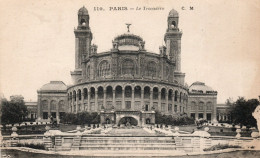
[[37, 7, 218, 125]]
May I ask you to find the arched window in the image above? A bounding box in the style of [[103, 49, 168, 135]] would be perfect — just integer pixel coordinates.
[[125, 86, 132, 98], [83, 88, 88, 99], [206, 102, 212, 110], [134, 86, 141, 98], [191, 102, 196, 110], [80, 19, 86, 25], [73, 90, 76, 101], [168, 90, 173, 101], [59, 100, 65, 111], [122, 59, 135, 75], [199, 102, 204, 110], [147, 61, 156, 77], [116, 86, 122, 98], [50, 100, 57, 110], [41, 100, 48, 110], [144, 87, 150, 99], [78, 89, 81, 100], [174, 91, 178, 101], [98, 87, 104, 99], [98, 60, 110, 76], [171, 21, 176, 28], [161, 88, 166, 100], [153, 87, 158, 100]]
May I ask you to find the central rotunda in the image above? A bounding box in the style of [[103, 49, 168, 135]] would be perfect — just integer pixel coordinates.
[[38, 7, 190, 126]]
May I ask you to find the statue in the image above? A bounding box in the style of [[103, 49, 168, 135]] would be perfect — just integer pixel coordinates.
[[126, 23, 131, 32], [252, 97, 260, 136]]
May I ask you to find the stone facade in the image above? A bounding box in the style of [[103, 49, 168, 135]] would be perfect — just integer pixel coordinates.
[[37, 7, 219, 125], [37, 81, 67, 122], [187, 82, 218, 122], [25, 101, 37, 120], [216, 104, 232, 122]]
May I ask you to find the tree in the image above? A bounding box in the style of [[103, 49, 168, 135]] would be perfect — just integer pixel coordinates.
[[230, 97, 259, 127], [1, 95, 28, 125]]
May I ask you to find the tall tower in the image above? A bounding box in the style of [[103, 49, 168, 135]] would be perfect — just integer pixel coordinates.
[[71, 6, 92, 84], [164, 9, 182, 72], [74, 6, 92, 69]]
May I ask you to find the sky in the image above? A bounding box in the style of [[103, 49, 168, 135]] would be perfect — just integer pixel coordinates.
[[0, 0, 260, 103]]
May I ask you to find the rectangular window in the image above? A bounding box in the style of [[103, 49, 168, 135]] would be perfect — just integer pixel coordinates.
[[199, 113, 204, 119], [43, 112, 48, 119], [126, 101, 131, 109], [168, 104, 172, 111], [51, 112, 56, 118], [207, 113, 211, 121], [84, 103, 88, 111], [98, 101, 103, 110], [161, 103, 166, 112], [153, 102, 158, 111], [174, 105, 177, 112], [191, 113, 195, 119], [199, 106, 203, 110]]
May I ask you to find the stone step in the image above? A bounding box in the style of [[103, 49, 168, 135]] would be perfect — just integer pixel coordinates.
[[79, 146, 176, 150], [80, 140, 175, 143], [79, 143, 176, 147]]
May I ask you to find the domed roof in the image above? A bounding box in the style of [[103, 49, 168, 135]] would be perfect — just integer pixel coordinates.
[[40, 81, 67, 91], [189, 81, 216, 94], [78, 6, 88, 15], [113, 33, 144, 50], [168, 9, 179, 18]]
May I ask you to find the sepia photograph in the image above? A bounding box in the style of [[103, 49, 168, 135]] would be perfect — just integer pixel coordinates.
[[0, 0, 260, 157]]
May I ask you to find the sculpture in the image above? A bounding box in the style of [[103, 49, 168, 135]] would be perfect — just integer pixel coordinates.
[[252, 96, 260, 136]]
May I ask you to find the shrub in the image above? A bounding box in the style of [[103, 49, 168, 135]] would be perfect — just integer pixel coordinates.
[[61, 112, 100, 125], [203, 143, 241, 151], [155, 111, 195, 125]]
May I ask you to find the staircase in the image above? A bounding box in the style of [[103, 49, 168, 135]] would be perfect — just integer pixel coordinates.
[[78, 136, 176, 150]]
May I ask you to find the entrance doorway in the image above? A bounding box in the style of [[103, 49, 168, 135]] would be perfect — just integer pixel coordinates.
[[118, 117, 138, 126]]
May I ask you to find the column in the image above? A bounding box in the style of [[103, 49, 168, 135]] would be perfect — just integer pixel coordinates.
[[81, 91, 84, 111], [172, 93, 175, 113], [103, 90, 106, 110], [141, 89, 144, 110], [166, 92, 168, 113], [195, 104, 198, 120], [122, 89, 125, 109], [37, 96, 41, 120], [56, 100, 59, 123], [95, 90, 98, 111], [76, 92, 78, 113], [150, 90, 153, 111], [112, 90, 116, 109], [88, 89, 91, 111], [131, 88, 134, 110], [158, 91, 161, 112], [48, 100, 51, 118], [203, 104, 207, 120]]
